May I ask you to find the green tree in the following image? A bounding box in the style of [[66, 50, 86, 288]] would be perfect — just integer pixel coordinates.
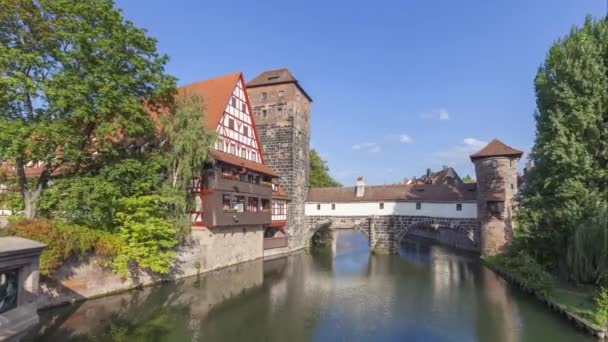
[[159, 92, 216, 237], [517, 17, 608, 279], [309, 149, 341, 188], [462, 174, 475, 183], [0, 0, 175, 219]]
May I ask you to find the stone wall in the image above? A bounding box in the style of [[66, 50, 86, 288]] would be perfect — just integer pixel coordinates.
[[474, 156, 519, 255], [39, 225, 264, 308], [305, 215, 480, 253], [249, 82, 311, 252]]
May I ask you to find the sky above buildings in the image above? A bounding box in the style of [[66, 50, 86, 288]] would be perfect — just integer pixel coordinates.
[[116, 0, 605, 185]]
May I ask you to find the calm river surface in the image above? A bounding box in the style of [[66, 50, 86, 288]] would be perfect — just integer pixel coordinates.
[[29, 230, 592, 342]]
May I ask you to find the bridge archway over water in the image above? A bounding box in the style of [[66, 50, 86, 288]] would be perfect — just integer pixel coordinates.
[[305, 215, 480, 253]]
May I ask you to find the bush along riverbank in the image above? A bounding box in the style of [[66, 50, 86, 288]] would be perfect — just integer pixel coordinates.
[[483, 252, 608, 339]]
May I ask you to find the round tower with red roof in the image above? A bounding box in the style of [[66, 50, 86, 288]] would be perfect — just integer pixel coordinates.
[[470, 139, 523, 256]]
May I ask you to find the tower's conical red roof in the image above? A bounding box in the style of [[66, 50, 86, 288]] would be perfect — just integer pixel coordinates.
[[470, 139, 523, 161]]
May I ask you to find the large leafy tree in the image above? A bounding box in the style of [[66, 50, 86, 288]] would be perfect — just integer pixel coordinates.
[[517, 17, 608, 278], [0, 0, 175, 219], [309, 149, 341, 188]]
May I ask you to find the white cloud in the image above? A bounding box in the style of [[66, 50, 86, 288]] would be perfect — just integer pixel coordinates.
[[433, 137, 488, 167], [420, 108, 450, 121], [385, 133, 413, 144], [352, 142, 381, 153], [399, 134, 413, 143]]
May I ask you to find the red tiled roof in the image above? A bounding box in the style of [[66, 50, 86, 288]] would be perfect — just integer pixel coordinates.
[[178, 72, 242, 130], [210, 149, 278, 177], [307, 183, 477, 203], [470, 139, 523, 161]]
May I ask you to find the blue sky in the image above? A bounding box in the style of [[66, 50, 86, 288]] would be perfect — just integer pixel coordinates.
[[116, 0, 605, 185]]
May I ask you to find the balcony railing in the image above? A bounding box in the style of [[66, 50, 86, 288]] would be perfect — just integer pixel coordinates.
[[263, 236, 288, 250]]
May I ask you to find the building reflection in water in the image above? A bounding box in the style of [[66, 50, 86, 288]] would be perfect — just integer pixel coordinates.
[[28, 233, 591, 342]]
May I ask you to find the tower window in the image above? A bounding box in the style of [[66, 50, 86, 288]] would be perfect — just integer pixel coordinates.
[[456, 203, 462, 211], [487, 201, 504, 214], [277, 107, 283, 114], [416, 202, 422, 210], [331, 203, 335, 210], [278, 90, 284, 97], [262, 109, 267, 118], [379, 203, 384, 209], [261, 93, 267, 100]]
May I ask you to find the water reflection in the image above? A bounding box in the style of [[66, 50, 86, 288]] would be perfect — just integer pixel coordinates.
[[28, 233, 592, 342]]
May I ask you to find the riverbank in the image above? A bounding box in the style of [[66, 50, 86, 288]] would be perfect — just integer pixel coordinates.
[[483, 255, 607, 339]]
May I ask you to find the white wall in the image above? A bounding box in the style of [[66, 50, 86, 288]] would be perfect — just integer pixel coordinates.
[[305, 201, 477, 219]]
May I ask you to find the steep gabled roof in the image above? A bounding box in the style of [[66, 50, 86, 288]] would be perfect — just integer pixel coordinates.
[[307, 183, 477, 203], [246, 68, 313, 102], [178, 72, 242, 130], [470, 139, 523, 161]]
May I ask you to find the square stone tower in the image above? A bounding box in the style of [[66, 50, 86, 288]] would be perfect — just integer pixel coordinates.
[[247, 69, 312, 250], [470, 139, 523, 256]]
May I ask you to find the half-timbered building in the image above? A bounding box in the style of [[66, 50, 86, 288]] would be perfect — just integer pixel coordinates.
[[178, 72, 290, 256]]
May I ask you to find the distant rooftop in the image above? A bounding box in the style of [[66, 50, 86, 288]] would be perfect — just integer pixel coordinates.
[[246, 68, 312, 102], [307, 183, 477, 203]]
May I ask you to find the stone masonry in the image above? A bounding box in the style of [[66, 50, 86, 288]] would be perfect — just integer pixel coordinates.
[[248, 70, 311, 252], [474, 156, 520, 255], [305, 215, 480, 253]]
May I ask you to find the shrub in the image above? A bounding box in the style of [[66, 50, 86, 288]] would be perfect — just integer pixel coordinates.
[[112, 195, 177, 276], [487, 250, 555, 297], [6, 219, 121, 276], [595, 287, 608, 327]]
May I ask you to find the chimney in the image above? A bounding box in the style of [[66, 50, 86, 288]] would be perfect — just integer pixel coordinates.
[[426, 168, 432, 178], [356, 176, 365, 197], [442, 165, 448, 171]]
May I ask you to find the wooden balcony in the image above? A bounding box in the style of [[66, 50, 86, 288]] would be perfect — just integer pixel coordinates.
[[211, 209, 271, 227], [263, 236, 288, 250]]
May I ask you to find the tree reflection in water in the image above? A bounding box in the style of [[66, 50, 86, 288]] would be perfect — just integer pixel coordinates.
[[27, 236, 593, 342]]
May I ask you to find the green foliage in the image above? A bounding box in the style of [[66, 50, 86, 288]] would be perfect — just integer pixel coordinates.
[[462, 174, 475, 183], [0, 0, 176, 218], [594, 287, 608, 326], [160, 93, 215, 237], [309, 149, 341, 188], [566, 202, 608, 284], [38, 156, 165, 229], [5, 219, 121, 276], [516, 17, 608, 277], [112, 195, 177, 276], [162, 93, 215, 190], [486, 251, 555, 297]]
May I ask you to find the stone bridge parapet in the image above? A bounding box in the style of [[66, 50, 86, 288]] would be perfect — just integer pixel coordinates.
[[305, 215, 480, 253]]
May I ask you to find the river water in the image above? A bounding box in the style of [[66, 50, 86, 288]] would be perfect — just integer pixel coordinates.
[[28, 230, 592, 341]]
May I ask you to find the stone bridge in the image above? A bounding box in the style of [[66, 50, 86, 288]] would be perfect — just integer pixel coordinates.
[[305, 215, 480, 253]]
